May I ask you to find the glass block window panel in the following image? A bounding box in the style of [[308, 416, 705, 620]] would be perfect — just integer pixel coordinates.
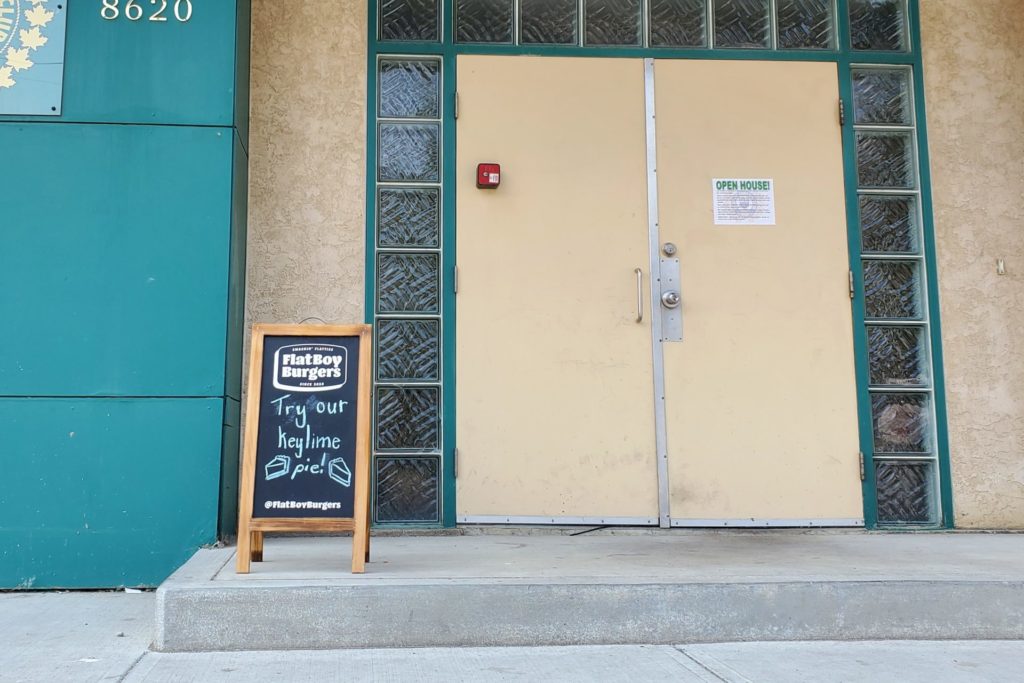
[[457, 0, 514, 43], [860, 195, 919, 254], [871, 392, 931, 454], [649, 0, 707, 47], [868, 325, 929, 387], [379, 0, 440, 41], [856, 131, 915, 189], [375, 457, 440, 523], [378, 188, 440, 248], [713, 0, 771, 49], [849, 0, 907, 52], [776, 0, 833, 50], [378, 253, 440, 314], [852, 68, 912, 125], [584, 0, 642, 46], [863, 260, 923, 320], [379, 59, 440, 119], [376, 387, 440, 451], [377, 319, 441, 382], [378, 123, 440, 182], [520, 0, 578, 45], [876, 460, 936, 524]]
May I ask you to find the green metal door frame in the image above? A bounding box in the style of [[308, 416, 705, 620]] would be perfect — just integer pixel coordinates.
[[364, 0, 954, 529]]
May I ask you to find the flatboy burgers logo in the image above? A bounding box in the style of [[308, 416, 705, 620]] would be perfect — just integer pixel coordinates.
[[273, 344, 348, 392], [0, 0, 55, 91]]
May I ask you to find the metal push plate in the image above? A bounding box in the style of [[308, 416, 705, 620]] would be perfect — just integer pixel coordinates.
[[660, 257, 683, 342]]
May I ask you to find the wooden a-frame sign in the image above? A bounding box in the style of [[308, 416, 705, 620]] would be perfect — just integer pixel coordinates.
[[236, 324, 372, 573]]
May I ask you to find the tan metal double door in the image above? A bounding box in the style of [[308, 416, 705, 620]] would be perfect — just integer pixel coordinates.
[[456, 56, 862, 526]]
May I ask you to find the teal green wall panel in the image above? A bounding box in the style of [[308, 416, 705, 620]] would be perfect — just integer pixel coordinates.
[[234, 0, 252, 149], [0, 398, 222, 588], [218, 131, 248, 537], [0, 1, 241, 126], [0, 122, 233, 398], [225, 135, 249, 402], [218, 397, 241, 538], [1, 0, 249, 588]]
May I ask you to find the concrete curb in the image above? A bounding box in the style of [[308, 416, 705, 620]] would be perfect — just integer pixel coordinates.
[[155, 579, 1024, 651]]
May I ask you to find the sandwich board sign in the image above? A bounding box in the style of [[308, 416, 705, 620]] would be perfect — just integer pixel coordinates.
[[236, 324, 372, 573]]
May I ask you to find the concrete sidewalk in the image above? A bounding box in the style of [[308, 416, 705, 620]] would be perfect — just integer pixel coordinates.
[[2, 591, 1023, 682], [157, 531, 1024, 650], [129, 641, 1024, 682]]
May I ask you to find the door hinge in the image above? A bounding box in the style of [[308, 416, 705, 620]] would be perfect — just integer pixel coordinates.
[[454, 447, 459, 478], [454, 91, 459, 120], [454, 264, 459, 294], [838, 98, 846, 127], [859, 451, 866, 481], [848, 270, 855, 299]]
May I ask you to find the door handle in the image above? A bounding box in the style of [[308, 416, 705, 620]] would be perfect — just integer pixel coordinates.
[[635, 268, 644, 323], [661, 290, 681, 308]]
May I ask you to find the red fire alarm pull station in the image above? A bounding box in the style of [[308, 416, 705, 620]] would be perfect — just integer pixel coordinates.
[[476, 163, 501, 189]]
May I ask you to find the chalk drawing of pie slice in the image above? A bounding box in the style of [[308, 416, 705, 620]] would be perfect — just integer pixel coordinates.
[[265, 455, 291, 481], [328, 457, 352, 487]]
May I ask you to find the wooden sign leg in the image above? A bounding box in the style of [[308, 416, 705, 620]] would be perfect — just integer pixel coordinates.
[[251, 531, 264, 562], [351, 524, 367, 574], [350, 472, 370, 572], [365, 498, 371, 563], [236, 518, 252, 574], [352, 326, 373, 574]]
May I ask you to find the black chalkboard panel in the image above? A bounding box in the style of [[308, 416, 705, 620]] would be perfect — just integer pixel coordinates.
[[251, 335, 361, 519], [237, 324, 372, 574]]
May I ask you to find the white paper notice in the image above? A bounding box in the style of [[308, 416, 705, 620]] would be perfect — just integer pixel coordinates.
[[712, 178, 776, 226]]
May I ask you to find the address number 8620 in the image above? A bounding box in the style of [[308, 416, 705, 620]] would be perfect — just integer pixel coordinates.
[[101, 0, 194, 22]]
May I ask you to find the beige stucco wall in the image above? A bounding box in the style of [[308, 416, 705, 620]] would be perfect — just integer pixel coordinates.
[[922, 1, 1024, 528], [246, 1, 367, 335], [241, 1, 1024, 528]]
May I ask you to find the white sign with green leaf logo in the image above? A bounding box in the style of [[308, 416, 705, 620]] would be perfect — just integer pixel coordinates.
[[0, 0, 67, 116]]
